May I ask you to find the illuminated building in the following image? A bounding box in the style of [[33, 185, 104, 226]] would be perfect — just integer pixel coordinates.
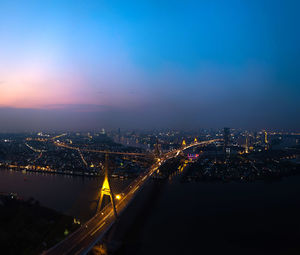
[[245, 136, 249, 153], [264, 131, 268, 144], [264, 130, 268, 150]]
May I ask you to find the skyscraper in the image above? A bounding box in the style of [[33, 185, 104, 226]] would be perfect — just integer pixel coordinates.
[[264, 130, 268, 150], [224, 127, 230, 148], [245, 135, 249, 153]]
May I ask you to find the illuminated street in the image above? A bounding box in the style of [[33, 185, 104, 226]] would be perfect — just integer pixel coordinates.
[[43, 140, 217, 255]]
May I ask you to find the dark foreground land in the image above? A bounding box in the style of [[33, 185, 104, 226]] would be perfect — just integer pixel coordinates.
[[0, 193, 79, 255]]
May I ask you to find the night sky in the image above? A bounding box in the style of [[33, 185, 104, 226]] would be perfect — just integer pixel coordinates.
[[0, 0, 299, 131]]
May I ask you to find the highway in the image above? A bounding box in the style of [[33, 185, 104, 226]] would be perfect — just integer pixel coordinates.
[[43, 139, 218, 255], [54, 141, 148, 156]]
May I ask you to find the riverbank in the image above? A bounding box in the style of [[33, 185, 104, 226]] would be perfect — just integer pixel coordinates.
[[0, 164, 100, 177], [0, 169, 131, 223]]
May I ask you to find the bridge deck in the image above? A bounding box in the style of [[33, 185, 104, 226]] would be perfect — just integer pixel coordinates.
[[43, 140, 218, 255]]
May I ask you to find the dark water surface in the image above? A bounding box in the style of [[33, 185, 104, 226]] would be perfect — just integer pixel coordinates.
[[2, 169, 300, 254], [0, 169, 129, 221], [120, 175, 300, 255]]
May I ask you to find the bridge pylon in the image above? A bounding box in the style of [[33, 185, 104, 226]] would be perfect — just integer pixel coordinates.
[[182, 139, 186, 147], [194, 137, 198, 143], [98, 153, 118, 218]]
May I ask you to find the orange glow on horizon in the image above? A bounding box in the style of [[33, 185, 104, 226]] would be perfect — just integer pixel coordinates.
[[0, 61, 148, 111]]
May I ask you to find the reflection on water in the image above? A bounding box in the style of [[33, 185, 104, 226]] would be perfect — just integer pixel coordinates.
[[0, 169, 130, 222]]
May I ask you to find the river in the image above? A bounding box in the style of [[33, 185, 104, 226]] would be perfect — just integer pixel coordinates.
[[2, 168, 300, 254], [116, 172, 300, 255], [0, 169, 130, 222]]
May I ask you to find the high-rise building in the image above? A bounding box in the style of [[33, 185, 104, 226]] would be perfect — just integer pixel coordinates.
[[224, 127, 230, 148], [118, 128, 121, 142], [264, 130, 268, 150], [245, 135, 249, 153], [254, 131, 258, 145], [264, 131, 268, 144]]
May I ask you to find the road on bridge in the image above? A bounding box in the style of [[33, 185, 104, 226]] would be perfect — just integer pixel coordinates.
[[43, 139, 218, 255]]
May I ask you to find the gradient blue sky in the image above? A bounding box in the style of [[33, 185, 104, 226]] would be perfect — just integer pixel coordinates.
[[0, 0, 299, 130]]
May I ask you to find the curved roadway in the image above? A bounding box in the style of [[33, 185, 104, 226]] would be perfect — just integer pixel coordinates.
[[43, 139, 219, 255]]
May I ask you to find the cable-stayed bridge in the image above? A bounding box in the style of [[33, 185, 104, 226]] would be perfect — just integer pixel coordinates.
[[43, 139, 218, 255]]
